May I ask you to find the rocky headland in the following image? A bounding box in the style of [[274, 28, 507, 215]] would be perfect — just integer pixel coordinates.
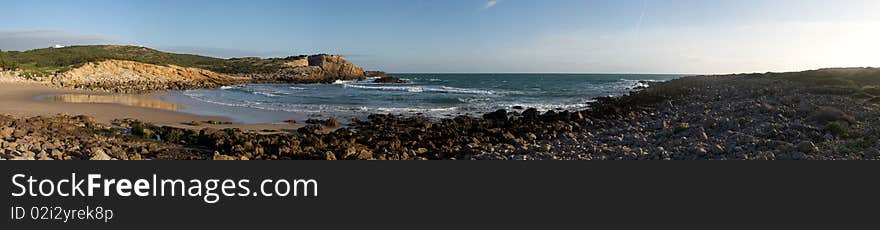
[[0, 45, 380, 92], [3, 68, 879, 160]]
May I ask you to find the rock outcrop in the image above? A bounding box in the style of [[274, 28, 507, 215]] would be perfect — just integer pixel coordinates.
[[51, 60, 249, 92], [365, 71, 388, 78], [308, 55, 365, 79], [241, 54, 371, 84], [2, 45, 383, 92], [374, 76, 409, 83]]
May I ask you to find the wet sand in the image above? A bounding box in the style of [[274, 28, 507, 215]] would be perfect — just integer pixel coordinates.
[[0, 82, 296, 131]]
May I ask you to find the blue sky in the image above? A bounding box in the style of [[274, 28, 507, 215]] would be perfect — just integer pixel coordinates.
[[1, 0, 878, 73]]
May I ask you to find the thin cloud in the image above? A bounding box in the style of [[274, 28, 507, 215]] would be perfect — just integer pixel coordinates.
[[0, 29, 116, 51], [158, 46, 293, 58], [483, 0, 499, 9]]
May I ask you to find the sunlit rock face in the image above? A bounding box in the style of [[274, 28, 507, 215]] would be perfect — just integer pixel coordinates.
[[308, 55, 365, 79]]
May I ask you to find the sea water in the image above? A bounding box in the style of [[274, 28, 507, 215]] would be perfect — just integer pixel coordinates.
[[163, 74, 683, 124]]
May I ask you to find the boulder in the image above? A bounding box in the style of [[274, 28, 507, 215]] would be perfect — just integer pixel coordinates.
[[797, 141, 818, 154], [0, 127, 13, 139], [212, 152, 237, 161], [522, 108, 540, 120], [305, 117, 339, 128], [36, 151, 53, 160], [482, 109, 508, 121], [325, 151, 337, 160], [89, 148, 113, 160]]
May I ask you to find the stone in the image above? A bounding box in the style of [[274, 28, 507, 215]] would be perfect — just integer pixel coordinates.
[[9, 155, 34, 160], [654, 120, 669, 130], [36, 151, 53, 160], [305, 117, 339, 128], [710, 144, 724, 154], [325, 151, 337, 160], [526, 133, 537, 141], [11, 128, 26, 138], [790, 152, 808, 160], [693, 127, 709, 141], [90, 148, 113, 160], [373, 76, 408, 83], [695, 147, 708, 156], [0, 127, 13, 139], [356, 150, 373, 160], [212, 152, 237, 161], [483, 109, 508, 121], [864, 148, 880, 158], [522, 108, 540, 120], [797, 141, 818, 154], [51, 149, 64, 159], [23, 151, 36, 158]]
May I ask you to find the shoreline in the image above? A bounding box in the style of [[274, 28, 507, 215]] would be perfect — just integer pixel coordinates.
[[0, 82, 296, 132], [1, 67, 879, 160]]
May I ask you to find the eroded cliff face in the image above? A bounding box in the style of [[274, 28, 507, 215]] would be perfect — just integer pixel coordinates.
[[307, 55, 365, 78], [53, 60, 248, 92], [243, 54, 369, 84], [4, 54, 378, 92]]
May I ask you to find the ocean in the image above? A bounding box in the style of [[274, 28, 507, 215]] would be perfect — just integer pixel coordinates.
[[162, 74, 683, 124]]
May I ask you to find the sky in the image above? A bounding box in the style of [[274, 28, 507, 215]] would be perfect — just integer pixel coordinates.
[[1, 0, 878, 74]]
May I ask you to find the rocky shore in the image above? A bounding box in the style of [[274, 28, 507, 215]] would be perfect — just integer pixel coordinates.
[[3, 68, 880, 160]]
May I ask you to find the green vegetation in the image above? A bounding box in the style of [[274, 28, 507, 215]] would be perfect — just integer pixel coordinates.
[[776, 68, 880, 99], [673, 123, 690, 134], [823, 121, 850, 137], [0, 50, 20, 71], [0, 45, 309, 74]]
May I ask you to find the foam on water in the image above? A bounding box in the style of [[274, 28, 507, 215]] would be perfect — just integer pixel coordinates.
[[342, 83, 499, 95], [173, 74, 683, 123], [342, 83, 426, 93]]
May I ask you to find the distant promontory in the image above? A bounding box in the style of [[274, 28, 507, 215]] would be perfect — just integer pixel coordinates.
[[0, 45, 385, 92]]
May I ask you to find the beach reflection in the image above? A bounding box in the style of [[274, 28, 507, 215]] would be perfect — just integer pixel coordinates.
[[46, 94, 182, 110]]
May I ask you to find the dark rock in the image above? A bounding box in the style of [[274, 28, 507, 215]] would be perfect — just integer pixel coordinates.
[[522, 108, 540, 120], [797, 141, 818, 153], [305, 117, 339, 128], [365, 71, 388, 78], [373, 76, 409, 83], [482, 109, 508, 121], [182, 120, 202, 126], [298, 125, 323, 135]]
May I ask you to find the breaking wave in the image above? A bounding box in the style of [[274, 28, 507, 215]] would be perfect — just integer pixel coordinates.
[[342, 83, 499, 95]]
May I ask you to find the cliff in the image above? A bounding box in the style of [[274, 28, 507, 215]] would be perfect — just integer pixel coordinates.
[[52, 60, 249, 92], [308, 55, 365, 78], [0, 45, 382, 92], [243, 54, 368, 84]]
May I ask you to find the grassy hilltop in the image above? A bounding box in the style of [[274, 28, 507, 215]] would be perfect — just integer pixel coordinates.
[[0, 45, 309, 76]]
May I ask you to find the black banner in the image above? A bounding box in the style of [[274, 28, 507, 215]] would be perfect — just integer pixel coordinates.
[[2, 161, 878, 229]]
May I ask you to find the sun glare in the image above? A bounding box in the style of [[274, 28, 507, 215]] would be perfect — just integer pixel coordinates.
[[829, 22, 880, 68]]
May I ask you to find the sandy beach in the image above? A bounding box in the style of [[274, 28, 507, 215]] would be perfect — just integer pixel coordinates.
[[0, 82, 294, 131]]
